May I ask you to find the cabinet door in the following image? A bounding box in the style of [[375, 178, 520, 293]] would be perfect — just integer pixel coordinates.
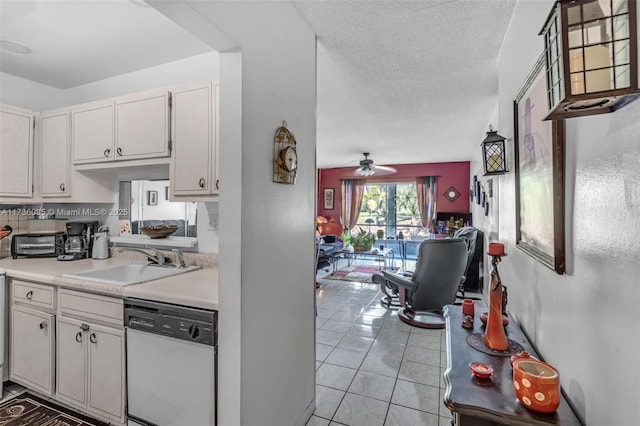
[[212, 82, 220, 194], [10, 305, 54, 395], [170, 82, 212, 196], [0, 105, 33, 197], [56, 316, 87, 408], [72, 101, 114, 164], [87, 323, 125, 424], [41, 111, 71, 197], [115, 90, 170, 160]]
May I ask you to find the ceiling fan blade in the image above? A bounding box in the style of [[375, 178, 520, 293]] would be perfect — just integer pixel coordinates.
[[374, 165, 397, 173], [354, 164, 397, 177]]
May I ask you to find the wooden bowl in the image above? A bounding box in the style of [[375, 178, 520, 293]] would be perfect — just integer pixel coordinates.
[[140, 225, 179, 239]]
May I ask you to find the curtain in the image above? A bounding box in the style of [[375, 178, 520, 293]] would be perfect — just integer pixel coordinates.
[[417, 176, 438, 233], [340, 179, 366, 231]]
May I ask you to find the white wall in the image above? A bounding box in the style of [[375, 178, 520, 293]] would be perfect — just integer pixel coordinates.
[[62, 51, 220, 105], [473, 1, 640, 424], [0, 72, 64, 111], [153, 2, 318, 425]]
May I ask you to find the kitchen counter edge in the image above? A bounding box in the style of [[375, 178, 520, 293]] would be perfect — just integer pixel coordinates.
[[0, 257, 219, 311]]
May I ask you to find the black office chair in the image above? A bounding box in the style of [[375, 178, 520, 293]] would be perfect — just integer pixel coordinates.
[[376, 238, 467, 328]]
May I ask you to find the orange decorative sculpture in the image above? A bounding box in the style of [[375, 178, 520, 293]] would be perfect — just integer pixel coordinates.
[[484, 242, 509, 351]]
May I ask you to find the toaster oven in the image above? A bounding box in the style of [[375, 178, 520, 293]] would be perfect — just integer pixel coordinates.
[[11, 233, 66, 258]]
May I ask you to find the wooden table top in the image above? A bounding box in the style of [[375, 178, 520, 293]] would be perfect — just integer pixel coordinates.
[[443, 305, 582, 426]]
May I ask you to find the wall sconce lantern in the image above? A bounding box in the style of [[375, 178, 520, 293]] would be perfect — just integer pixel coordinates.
[[540, 0, 639, 120], [481, 126, 508, 176]]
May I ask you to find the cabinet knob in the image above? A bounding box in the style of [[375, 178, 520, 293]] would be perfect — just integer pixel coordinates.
[[104, 148, 111, 157], [39, 321, 47, 330], [60, 183, 66, 192], [75, 332, 82, 343], [199, 178, 206, 188], [215, 179, 220, 190], [117, 147, 123, 156], [80, 323, 90, 332], [90, 333, 97, 344], [26, 291, 33, 300]]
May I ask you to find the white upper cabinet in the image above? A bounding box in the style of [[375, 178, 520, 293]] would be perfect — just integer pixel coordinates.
[[72, 89, 170, 165], [115, 90, 170, 160], [170, 81, 219, 199], [0, 104, 34, 197], [72, 100, 114, 164], [41, 110, 71, 197]]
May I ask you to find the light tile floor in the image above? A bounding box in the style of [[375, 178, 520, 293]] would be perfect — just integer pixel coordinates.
[[310, 260, 483, 426]]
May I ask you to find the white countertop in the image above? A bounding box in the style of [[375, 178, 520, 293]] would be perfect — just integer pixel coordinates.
[[0, 257, 218, 310]]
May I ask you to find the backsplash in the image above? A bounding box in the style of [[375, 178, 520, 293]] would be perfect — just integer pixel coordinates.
[[0, 203, 113, 259], [111, 248, 218, 268]]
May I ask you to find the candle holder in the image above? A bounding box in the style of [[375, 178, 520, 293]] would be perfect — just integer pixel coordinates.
[[484, 244, 509, 350], [466, 242, 525, 356]]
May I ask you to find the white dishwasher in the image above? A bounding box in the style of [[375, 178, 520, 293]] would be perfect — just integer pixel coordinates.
[[125, 298, 217, 426]]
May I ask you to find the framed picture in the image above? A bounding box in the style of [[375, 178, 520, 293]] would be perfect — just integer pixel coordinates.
[[119, 219, 131, 236], [147, 190, 158, 206], [323, 188, 335, 210], [513, 54, 565, 274]]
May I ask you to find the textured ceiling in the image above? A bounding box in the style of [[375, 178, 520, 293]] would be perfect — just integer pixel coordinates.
[[0, 1, 518, 171], [292, 0, 517, 168], [0, 0, 212, 89]]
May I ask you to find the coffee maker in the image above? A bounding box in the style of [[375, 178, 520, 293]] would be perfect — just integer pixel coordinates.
[[59, 221, 99, 261]]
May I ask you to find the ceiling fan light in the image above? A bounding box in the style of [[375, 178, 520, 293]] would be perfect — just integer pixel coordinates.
[[358, 167, 375, 177]]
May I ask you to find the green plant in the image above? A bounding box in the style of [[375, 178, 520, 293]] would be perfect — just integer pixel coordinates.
[[352, 227, 375, 250], [340, 230, 352, 246]]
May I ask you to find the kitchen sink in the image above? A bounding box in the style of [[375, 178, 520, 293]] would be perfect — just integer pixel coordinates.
[[62, 263, 200, 286]]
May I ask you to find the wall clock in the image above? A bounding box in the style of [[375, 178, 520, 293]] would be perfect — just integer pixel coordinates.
[[444, 186, 460, 202], [273, 121, 297, 185]]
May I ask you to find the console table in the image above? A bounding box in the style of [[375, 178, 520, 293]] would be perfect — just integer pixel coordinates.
[[443, 306, 582, 426]]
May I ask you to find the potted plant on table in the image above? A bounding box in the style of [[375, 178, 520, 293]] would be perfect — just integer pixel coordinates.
[[340, 230, 353, 251], [352, 228, 376, 252]]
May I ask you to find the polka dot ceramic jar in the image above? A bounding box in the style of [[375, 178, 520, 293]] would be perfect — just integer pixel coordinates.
[[512, 358, 560, 413]]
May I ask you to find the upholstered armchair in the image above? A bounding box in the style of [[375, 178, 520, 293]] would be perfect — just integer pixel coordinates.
[[375, 238, 467, 328]]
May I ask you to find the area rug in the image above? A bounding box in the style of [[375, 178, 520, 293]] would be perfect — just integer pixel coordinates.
[[0, 392, 108, 426], [323, 262, 398, 284]]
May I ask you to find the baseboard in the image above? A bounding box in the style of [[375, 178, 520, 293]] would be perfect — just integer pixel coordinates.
[[295, 396, 316, 426]]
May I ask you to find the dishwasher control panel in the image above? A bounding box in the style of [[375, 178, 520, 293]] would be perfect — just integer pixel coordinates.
[[125, 298, 217, 346]]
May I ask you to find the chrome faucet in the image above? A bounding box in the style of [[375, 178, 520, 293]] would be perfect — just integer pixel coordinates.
[[172, 249, 186, 268], [117, 246, 167, 266]]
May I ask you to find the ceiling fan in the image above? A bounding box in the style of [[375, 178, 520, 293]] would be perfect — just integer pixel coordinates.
[[355, 153, 397, 177]]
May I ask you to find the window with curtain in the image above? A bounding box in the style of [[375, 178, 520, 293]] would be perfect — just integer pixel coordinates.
[[351, 182, 431, 239]]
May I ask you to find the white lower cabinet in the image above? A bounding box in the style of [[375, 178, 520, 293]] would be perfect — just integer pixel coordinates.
[[56, 317, 87, 406], [56, 290, 126, 425], [10, 305, 55, 396], [8, 278, 126, 425], [57, 316, 126, 424]]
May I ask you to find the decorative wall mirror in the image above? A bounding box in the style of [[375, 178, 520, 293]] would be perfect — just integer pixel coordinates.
[[444, 186, 460, 202]]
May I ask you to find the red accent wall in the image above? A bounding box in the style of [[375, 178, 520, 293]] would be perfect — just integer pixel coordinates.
[[317, 161, 470, 223]]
